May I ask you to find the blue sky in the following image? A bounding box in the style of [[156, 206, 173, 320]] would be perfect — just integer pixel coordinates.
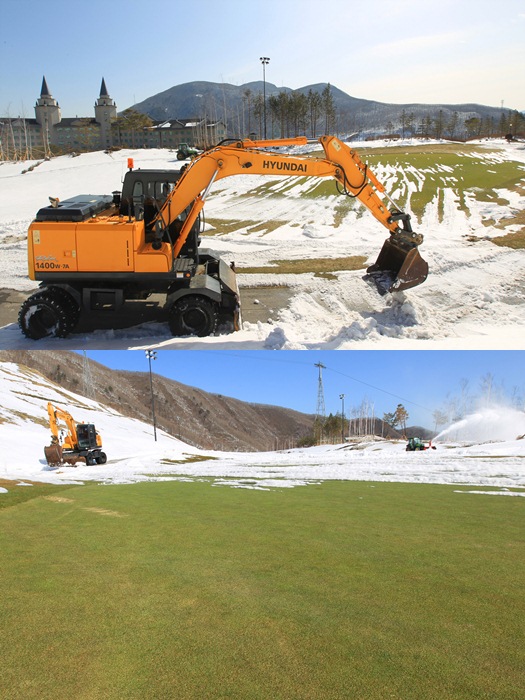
[[81, 350, 524, 427], [1, 0, 524, 118]]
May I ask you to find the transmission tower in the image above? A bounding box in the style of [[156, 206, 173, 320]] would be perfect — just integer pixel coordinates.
[[314, 362, 326, 421], [82, 350, 94, 400]]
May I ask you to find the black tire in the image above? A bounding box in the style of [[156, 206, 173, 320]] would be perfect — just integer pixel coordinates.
[[50, 287, 80, 333], [86, 454, 97, 466], [19, 290, 77, 339], [96, 452, 107, 465], [168, 296, 218, 337]]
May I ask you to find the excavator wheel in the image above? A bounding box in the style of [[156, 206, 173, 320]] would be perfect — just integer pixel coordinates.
[[168, 296, 219, 337], [96, 452, 107, 465], [49, 287, 80, 331], [19, 288, 80, 340]]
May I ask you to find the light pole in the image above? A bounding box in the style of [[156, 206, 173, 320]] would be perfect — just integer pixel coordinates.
[[339, 393, 345, 444], [145, 350, 157, 441], [260, 56, 270, 139]]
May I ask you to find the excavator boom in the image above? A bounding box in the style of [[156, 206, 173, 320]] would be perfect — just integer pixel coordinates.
[[152, 135, 428, 293]]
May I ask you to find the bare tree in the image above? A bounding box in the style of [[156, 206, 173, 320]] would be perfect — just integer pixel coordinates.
[[480, 372, 495, 406], [433, 409, 448, 433]]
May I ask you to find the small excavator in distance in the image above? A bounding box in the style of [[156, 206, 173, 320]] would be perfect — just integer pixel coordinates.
[[19, 135, 429, 340], [44, 402, 106, 466]]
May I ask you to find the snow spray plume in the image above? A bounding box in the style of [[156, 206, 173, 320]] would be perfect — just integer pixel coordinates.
[[435, 404, 525, 443]]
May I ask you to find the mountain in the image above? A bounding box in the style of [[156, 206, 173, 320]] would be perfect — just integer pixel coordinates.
[[130, 80, 506, 138], [0, 351, 422, 450], [0, 350, 315, 452]]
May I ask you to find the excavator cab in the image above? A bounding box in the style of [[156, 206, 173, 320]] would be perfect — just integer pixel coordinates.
[[118, 169, 201, 259], [76, 423, 99, 450]]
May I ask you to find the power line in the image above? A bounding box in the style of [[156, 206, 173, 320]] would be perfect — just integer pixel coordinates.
[[197, 350, 434, 414], [324, 366, 433, 413]]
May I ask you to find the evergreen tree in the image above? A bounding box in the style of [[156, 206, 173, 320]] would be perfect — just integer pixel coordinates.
[[446, 111, 459, 139], [464, 116, 481, 139], [322, 84, 336, 134], [113, 109, 152, 148], [242, 88, 253, 137], [383, 411, 396, 427], [253, 93, 265, 139], [434, 110, 445, 140], [308, 89, 323, 138], [290, 92, 308, 136]]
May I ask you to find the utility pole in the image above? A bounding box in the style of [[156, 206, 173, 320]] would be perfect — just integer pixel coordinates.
[[145, 350, 157, 441], [260, 56, 270, 139], [339, 393, 345, 443]]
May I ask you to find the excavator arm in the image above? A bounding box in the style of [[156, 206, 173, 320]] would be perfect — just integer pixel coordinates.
[[47, 401, 78, 449], [150, 135, 428, 293]]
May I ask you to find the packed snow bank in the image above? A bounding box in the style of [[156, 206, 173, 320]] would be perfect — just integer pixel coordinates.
[[1, 362, 524, 491], [1, 140, 525, 349]]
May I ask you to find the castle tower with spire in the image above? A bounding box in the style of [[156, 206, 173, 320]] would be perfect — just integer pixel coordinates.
[[94, 77, 117, 148], [35, 76, 61, 127], [35, 77, 61, 154], [2, 75, 225, 159]]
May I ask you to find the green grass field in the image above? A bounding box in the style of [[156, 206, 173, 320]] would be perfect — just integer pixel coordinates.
[[1, 480, 523, 700], [203, 143, 525, 247]]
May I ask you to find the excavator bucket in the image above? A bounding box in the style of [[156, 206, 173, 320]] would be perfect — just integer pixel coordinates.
[[44, 443, 63, 466], [365, 238, 429, 294]]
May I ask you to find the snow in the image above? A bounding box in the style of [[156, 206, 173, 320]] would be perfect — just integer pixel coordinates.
[[1, 361, 524, 494], [1, 138, 524, 349]]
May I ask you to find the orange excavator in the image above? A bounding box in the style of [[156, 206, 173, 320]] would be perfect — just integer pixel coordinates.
[[19, 135, 428, 339], [44, 402, 106, 466]]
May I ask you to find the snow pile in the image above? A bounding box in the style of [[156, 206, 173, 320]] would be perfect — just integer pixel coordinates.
[[0, 361, 524, 492]]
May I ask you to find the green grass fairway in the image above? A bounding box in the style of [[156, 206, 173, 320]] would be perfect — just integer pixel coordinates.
[[208, 143, 525, 243], [1, 480, 523, 699]]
